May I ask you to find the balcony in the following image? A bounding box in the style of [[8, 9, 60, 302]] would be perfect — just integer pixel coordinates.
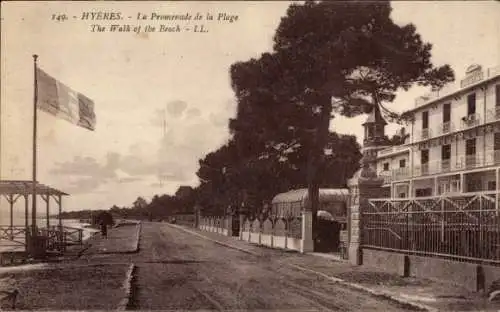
[[440, 159, 452, 173], [418, 128, 431, 141], [378, 171, 392, 184], [456, 151, 500, 169], [414, 163, 430, 176], [486, 107, 500, 123], [378, 145, 409, 157], [411, 152, 500, 178], [393, 167, 411, 180], [378, 167, 411, 184], [461, 113, 481, 129], [439, 121, 454, 135], [484, 150, 500, 166]]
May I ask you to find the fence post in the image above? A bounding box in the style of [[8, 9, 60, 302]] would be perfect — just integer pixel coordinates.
[[347, 158, 384, 265], [239, 214, 245, 240], [195, 206, 201, 229], [226, 206, 233, 237]]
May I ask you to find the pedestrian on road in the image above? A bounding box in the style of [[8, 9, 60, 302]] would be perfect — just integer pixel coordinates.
[[100, 221, 107, 239]]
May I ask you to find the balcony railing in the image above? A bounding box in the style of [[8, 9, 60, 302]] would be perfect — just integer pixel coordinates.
[[418, 128, 431, 141], [378, 145, 410, 157], [486, 107, 500, 123], [379, 171, 392, 184], [461, 113, 481, 129], [438, 121, 454, 135], [455, 151, 500, 170], [394, 167, 410, 180], [379, 167, 411, 184], [484, 150, 500, 166], [414, 163, 430, 176], [440, 159, 452, 173], [410, 152, 500, 177]]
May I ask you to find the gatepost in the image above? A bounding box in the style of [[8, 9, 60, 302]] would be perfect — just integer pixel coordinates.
[[225, 205, 233, 237], [347, 157, 384, 265], [301, 206, 314, 253], [239, 202, 247, 240], [194, 205, 201, 229]]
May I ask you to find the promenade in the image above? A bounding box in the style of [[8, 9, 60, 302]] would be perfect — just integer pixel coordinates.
[[1, 221, 499, 311]]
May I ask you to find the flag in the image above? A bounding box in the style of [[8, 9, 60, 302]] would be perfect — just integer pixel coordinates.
[[36, 67, 96, 131]]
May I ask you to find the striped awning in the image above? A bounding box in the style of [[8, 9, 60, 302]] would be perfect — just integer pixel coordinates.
[[271, 188, 350, 206]]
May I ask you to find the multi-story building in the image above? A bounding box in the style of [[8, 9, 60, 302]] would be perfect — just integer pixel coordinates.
[[365, 64, 500, 198]]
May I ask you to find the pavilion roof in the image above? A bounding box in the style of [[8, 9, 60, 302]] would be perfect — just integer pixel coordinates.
[[271, 188, 350, 206], [0, 180, 69, 196]]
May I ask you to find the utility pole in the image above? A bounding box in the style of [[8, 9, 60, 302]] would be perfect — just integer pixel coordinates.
[[158, 109, 167, 187]]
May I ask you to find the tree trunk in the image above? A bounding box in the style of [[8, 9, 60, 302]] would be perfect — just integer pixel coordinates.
[[307, 92, 333, 251]]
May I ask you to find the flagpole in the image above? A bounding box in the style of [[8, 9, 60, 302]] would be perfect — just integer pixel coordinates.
[[32, 54, 38, 237]]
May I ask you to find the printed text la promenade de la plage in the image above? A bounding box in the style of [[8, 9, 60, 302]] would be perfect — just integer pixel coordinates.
[[51, 11, 240, 34]]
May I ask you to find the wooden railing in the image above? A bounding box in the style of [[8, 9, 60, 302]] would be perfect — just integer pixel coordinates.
[[0, 225, 83, 252], [41, 226, 84, 251], [0, 226, 27, 247]]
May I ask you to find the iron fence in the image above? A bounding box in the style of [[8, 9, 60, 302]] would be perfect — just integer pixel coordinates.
[[363, 191, 500, 265]]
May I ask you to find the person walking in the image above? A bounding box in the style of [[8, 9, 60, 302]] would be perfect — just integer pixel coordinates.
[[100, 220, 107, 239]]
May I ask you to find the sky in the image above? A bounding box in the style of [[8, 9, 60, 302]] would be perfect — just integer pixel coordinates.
[[1, 1, 499, 216]]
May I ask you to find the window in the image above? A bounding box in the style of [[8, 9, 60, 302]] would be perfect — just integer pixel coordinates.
[[421, 149, 429, 164], [496, 85, 500, 107], [416, 188, 432, 197], [441, 144, 451, 160], [488, 181, 496, 191], [399, 159, 406, 168], [466, 138, 476, 155], [367, 126, 374, 138], [495, 133, 500, 151], [422, 111, 429, 129], [451, 180, 461, 192], [439, 182, 450, 195], [467, 93, 476, 115], [383, 162, 389, 171], [443, 103, 451, 122]]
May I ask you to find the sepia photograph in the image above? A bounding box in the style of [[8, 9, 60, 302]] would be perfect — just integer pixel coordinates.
[[0, 1, 499, 311]]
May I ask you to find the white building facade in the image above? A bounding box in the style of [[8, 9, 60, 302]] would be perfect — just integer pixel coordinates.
[[372, 64, 500, 198]]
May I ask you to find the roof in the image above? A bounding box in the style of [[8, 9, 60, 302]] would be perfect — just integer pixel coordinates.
[[0, 180, 69, 196], [271, 188, 350, 206], [362, 104, 387, 126], [407, 66, 500, 114]]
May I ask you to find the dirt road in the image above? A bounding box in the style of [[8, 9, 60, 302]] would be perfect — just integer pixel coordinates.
[[95, 222, 418, 311]]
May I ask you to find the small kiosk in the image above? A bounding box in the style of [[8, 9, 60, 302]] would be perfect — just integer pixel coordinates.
[[271, 188, 350, 254]]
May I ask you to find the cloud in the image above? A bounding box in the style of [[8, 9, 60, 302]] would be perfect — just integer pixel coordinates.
[[50, 155, 116, 179], [166, 100, 188, 118], [209, 112, 229, 128], [186, 108, 201, 119], [65, 177, 103, 194], [49, 97, 234, 194]]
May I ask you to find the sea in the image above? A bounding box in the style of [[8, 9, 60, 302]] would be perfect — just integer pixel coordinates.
[[0, 217, 99, 252]]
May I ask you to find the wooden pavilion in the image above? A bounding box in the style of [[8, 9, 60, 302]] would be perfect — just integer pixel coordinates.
[[0, 179, 69, 255]]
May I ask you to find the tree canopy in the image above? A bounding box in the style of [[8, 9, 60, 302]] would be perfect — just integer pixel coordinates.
[[82, 1, 455, 231], [228, 0, 454, 240]]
